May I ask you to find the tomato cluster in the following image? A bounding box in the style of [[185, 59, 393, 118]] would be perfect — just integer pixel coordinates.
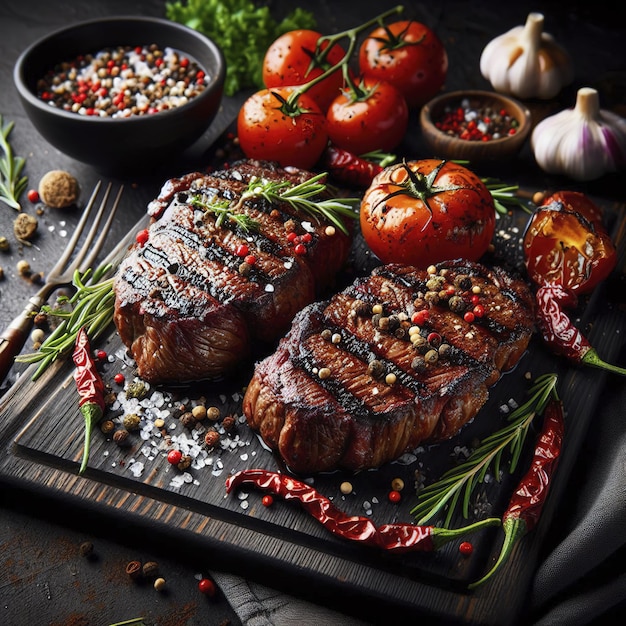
[[237, 12, 447, 170]]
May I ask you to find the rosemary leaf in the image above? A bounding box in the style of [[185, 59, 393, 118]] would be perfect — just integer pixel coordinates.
[[410, 373, 559, 527], [248, 173, 360, 236], [0, 114, 28, 211]]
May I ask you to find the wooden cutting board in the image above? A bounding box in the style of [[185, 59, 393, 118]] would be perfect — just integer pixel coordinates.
[[1, 156, 625, 624]]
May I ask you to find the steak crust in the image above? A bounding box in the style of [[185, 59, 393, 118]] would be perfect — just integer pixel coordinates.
[[113, 160, 352, 384], [243, 260, 535, 474]]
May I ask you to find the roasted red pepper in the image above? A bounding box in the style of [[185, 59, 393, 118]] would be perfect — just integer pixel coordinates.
[[523, 191, 616, 294], [321, 144, 384, 188], [226, 469, 499, 553], [72, 326, 106, 474], [523, 191, 624, 374], [469, 396, 565, 589]]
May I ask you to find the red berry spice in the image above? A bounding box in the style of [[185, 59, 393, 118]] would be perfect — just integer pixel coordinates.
[[235, 243, 249, 257], [244, 254, 257, 266], [135, 229, 149, 246], [198, 577, 216, 596], [388, 489, 401, 503], [27, 189, 40, 203], [167, 449, 183, 465], [96, 349, 107, 360], [262, 494, 274, 507], [459, 541, 474, 556], [464, 311, 475, 323], [411, 310, 429, 325], [113, 373, 125, 385]]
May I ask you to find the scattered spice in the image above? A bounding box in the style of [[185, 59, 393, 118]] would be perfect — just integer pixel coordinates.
[[79, 541, 94, 557], [142, 561, 159, 577], [125, 560, 143, 580], [38, 170, 79, 208], [198, 577, 216, 596], [153, 577, 166, 591], [13, 212, 38, 242]]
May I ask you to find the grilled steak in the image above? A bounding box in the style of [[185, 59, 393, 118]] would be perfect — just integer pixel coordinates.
[[243, 259, 535, 474], [113, 160, 353, 384]]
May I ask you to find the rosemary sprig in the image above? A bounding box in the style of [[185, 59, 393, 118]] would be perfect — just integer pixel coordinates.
[[482, 177, 534, 216], [0, 114, 28, 211], [410, 373, 559, 528], [245, 173, 360, 235], [16, 264, 117, 380], [190, 195, 260, 232]]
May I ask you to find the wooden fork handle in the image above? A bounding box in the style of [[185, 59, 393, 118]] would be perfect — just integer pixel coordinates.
[[0, 295, 45, 386]]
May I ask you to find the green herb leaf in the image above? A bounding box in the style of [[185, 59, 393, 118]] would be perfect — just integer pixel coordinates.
[[0, 114, 28, 211], [245, 173, 359, 235], [165, 0, 316, 96], [410, 373, 559, 527], [16, 266, 117, 380]]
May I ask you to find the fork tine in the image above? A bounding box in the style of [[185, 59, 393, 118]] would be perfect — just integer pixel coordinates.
[[49, 180, 103, 275], [71, 183, 124, 273]]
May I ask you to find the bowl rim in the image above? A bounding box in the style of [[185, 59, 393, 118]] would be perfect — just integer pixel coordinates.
[[420, 89, 532, 146], [13, 15, 225, 126]]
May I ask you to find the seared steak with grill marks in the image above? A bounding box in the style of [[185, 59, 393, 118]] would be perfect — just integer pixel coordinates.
[[243, 260, 535, 474], [113, 160, 353, 384]]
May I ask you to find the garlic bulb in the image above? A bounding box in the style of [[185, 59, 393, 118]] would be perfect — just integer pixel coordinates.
[[480, 12, 573, 100], [531, 87, 626, 181]]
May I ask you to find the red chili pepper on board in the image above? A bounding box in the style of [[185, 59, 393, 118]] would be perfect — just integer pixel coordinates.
[[523, 191, 625, 375], [535, 284, 626, 374], [72, 326, 106, 474], [226, 469, 499, 553], [469, 397, 565, 589], [321, 145, 384, 188]]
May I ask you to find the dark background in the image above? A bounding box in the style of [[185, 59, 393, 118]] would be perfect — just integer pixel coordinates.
[[1, 1, 625, 624]]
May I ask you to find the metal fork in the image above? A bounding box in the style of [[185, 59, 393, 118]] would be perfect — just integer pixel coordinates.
[[0, 181, 123, 385]]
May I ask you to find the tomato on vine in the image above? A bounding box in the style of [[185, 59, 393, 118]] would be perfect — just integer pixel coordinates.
[[237, 86, 328, 169], [359, 20, 448, 108], [326, 75, 408, 155], [360, 159, 496, 266], [262, 29, 347, 112]]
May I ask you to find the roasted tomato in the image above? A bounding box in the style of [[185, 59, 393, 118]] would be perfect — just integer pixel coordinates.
[[237, 86, 328, 170], [360, 159, 496, 266], [262, 29, 346, 112], [523, 191, 617, 294], [326, 77, 408, 155], [359, 20, 448, 108]]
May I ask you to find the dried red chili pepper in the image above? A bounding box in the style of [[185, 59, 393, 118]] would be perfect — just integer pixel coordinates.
[[226, 469, 499, 553], [321, 145, 384, 188], [523, 191, 625, 374], [72, 326, 106, 474], [469, 397, 565, 589], [535, 284, 626, 374]]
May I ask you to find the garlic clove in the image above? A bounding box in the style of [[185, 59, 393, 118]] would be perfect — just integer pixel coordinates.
[[480, 12, 573, 100], [531, 87, 626, 181]]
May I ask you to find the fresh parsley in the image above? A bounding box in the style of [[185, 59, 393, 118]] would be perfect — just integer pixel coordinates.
[[165, 0, 316, 96]]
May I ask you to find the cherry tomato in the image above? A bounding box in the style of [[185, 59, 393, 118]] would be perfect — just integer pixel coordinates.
[[523, 191, 617, 294], [326, 77, 408, 155], [237, 86, 328, 170], [359, 20, 448, 108], [360, 159, 496, 266], [263, 29, 346, 112]]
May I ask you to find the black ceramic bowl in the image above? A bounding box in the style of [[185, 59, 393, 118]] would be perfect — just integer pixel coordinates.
[[14, 16, 225, 174]]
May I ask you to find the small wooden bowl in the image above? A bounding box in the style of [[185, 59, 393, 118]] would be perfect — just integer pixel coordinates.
[[419, 90, 532, 163]]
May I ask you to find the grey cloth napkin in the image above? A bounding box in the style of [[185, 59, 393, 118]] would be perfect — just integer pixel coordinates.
[[210, 571, 368, 626], [530, 375, 626, 625]]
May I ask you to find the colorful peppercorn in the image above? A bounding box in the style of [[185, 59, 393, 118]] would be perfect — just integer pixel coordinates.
[[435, 99, 520, 142], [37, 44, 211, 119]]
